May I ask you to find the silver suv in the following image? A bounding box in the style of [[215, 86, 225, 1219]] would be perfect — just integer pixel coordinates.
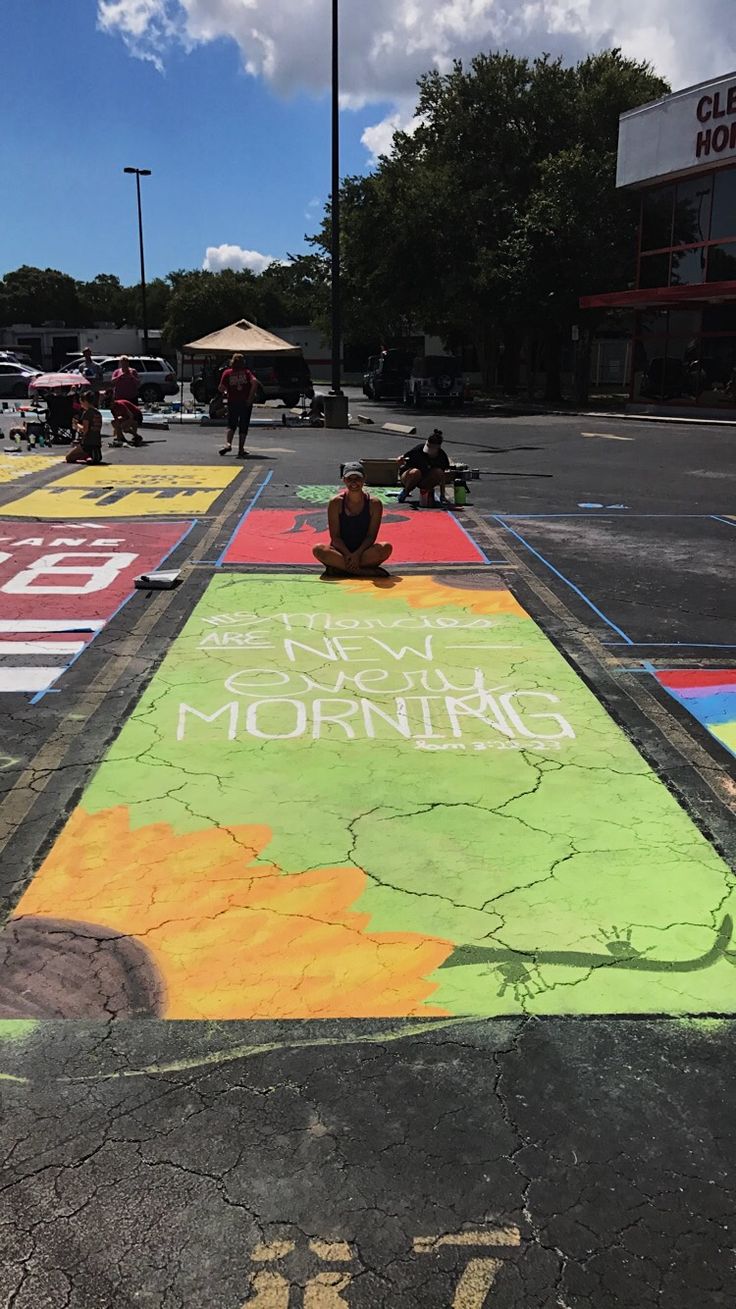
[[64, 355, 178, 403]]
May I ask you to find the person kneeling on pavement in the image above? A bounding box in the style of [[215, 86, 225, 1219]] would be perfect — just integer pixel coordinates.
[[111, 399, 143, 448], [312, 462, 393, 577], [398, 428, 450, 505], [66, 391, 102, 464]]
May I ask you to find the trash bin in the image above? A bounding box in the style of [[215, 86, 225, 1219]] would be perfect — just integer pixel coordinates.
[[323, 393, 349, 428]]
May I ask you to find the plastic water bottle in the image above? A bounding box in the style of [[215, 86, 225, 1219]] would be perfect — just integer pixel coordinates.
[[453, 477, 468, 506]]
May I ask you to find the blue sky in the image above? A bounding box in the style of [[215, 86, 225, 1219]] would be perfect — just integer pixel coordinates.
[[0, 0, 388, 283], [1, 0, 727, 286]]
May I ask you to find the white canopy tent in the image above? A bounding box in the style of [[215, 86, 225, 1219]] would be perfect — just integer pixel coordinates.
[[184, 319, 300, 356]]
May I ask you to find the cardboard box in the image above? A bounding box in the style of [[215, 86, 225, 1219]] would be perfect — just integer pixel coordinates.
[[341, 458, 400, 486]]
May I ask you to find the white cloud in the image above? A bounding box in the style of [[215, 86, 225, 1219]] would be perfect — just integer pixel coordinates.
[[98, 0, 736, 156], [361, 104, 426, 163], [202, 244, 276, 273]]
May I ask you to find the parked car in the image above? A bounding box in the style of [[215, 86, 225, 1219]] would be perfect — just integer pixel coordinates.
[[403, 355, 465, 407], [62, 355, 178, 403], [0, 362, 42, 399], [191, 352, 314, 410], [363, 349, 413, 401], [0, 349, 37, 370]]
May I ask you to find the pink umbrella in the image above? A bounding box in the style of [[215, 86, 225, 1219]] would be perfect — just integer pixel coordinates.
[[29, 372, 88, 392]]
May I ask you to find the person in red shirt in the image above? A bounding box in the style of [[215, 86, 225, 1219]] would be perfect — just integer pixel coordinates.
[[218, 352, 258, 457], [111, 399, 143, 447], [111, 356, 140, 404]]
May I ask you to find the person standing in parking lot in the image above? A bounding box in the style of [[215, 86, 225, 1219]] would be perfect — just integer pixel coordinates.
[[218, 352, 258, 458], [79, 348, 103, 398], [111, 356, 140, 407]]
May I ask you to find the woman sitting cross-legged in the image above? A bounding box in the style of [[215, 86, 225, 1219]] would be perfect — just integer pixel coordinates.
[[312, 462, 393, 577]]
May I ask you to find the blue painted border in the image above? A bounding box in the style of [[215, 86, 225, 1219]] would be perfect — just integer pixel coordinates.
[[215, 471, 274, 566], [491, 515, 634, 645]]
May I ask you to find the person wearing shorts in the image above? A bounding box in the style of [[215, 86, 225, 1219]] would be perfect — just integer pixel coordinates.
[[111, 399, 143, 448], [218, 352, 258, 457], [312, 462, 393, 577]]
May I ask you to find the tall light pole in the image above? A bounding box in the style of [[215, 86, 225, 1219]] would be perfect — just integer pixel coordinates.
[[123, 166, 151, 355], [330, 0, 342, 395]]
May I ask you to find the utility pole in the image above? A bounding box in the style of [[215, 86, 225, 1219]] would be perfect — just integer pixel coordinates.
[[330, 0, 341, 395], [123, 167, 152, 354]]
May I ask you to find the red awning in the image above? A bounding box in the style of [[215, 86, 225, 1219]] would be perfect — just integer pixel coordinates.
[[580, 280, 736, 310]]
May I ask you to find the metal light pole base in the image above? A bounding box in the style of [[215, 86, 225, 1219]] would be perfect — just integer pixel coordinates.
[[324, 394, 349, 428]]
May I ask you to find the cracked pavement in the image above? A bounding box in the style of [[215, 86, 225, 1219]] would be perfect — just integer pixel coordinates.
[[0, 405, 733, 1305]]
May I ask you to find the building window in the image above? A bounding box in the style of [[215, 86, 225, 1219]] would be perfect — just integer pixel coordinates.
[[707, 242, 736, 282], [670, 245, 707, 285], [641, 186, 674, 251], [672, 177, 712, 247], [710, 166, 736, 241], [639, 252, 670, 288]]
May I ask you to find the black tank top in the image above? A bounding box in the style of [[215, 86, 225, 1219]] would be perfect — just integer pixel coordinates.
[[339, 493, 371, 551]]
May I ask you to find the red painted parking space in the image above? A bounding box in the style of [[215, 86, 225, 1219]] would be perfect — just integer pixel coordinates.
[[222, 507, 486, 565], [0, 520, 190, 693]]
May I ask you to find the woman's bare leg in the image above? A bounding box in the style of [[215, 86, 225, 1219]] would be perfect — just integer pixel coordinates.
[[359, 542, 393, 568], [313, 544, 349, 571]]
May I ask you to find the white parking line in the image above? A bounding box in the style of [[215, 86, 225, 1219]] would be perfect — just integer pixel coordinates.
[[581, 431, 634, 441]]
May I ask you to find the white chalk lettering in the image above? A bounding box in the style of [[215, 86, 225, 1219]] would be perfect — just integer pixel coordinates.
[[499, 691, 575, 740], [361, 697, 412, 739], [177, 701, 239, 741], [312, 699, 359, 739], [226, 668, 292, 694], [368, 636, 434, 662], [245, 699, 307, 739], [446, 694, 514, 739]]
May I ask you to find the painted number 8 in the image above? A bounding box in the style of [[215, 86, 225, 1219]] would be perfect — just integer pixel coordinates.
[[1, 552, 138, 596]]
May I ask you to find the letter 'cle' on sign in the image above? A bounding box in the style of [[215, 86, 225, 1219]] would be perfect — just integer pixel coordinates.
[[0, 466, 241, 517], [11, 573, 736, 1021]]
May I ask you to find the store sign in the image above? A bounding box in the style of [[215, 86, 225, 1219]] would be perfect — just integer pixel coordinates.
[[617, 73, 736, 188]]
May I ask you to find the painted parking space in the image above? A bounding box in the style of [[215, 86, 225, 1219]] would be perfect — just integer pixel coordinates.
[[494, 513, 735, 646], [222, 506, 486, 564], [7, 571, 735, 1021], [0, 520, 192, 693], [656, 670, 736, 758], [0, 465, 240, 517], [0, 454, 65, 483]]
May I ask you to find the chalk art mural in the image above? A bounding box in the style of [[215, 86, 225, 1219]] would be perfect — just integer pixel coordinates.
[[655, 669, 736, 759], [0, 455, 65, 484], [222, 507, 485, 565], [0, 520, 191, 693], [1, 466, 240, 517], [6, 572, 736, 1019]]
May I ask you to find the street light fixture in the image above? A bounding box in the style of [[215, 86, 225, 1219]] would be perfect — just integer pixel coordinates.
[[123, 166, 152, 355]]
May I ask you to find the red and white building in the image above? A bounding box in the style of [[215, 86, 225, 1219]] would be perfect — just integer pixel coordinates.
[[581, 70, 736, 410]]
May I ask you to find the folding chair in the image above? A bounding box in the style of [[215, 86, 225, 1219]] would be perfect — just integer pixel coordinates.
[[44, 394, 76, 444]]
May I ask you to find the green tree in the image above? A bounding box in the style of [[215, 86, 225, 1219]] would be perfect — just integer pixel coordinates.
[[257, 254, 330, 327], [320, 49, 669, 395], [162, 269, 262, 350], [0, 265, 84, 327]]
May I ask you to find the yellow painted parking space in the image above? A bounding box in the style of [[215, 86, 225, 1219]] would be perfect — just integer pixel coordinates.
[[0, 465, 241, 517], [0, 455, 64, 483]]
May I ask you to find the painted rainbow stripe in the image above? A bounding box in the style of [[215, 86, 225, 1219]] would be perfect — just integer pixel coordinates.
[[655, 669, 736, 759]]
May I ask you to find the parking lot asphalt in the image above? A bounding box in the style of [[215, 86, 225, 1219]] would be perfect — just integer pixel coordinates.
[[0, 398, 733, 1308]]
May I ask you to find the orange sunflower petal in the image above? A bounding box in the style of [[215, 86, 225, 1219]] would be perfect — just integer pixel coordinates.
[[345, 575, 528, 617], [15, 807, 453, 1019]]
